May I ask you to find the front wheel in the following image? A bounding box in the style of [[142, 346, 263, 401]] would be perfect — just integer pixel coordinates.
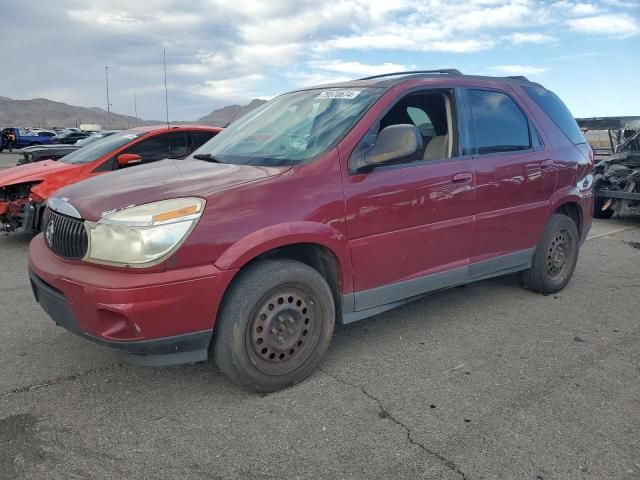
[[214, 259, 335, 392], [521, 214, 580, 294]]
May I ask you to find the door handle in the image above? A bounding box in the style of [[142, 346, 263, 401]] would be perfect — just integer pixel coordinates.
[[540, 159, 554, 170], [452, 172, 473, 183]]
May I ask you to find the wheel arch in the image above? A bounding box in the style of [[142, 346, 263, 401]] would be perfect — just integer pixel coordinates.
[[215, 221, 353, 299], [548, 187, 586, 238]]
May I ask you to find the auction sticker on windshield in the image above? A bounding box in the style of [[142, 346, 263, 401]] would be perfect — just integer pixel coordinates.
[[316, 90, 361, 99]]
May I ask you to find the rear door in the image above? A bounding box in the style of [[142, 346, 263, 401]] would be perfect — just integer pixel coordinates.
[[465, 87, 557, 265]]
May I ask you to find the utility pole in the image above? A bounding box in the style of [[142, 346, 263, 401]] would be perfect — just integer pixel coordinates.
[[134, 94, 138, 126], [105, 66, 111, 128], [163, 48, 170, 129]]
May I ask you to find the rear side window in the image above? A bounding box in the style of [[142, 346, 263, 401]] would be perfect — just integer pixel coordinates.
[[523, 86, 585, 145], [468, 89, 530, 154]]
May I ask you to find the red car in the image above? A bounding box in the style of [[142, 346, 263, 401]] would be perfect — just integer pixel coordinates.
[[0, 125, 221, 233], [29, 70, 593, 391]]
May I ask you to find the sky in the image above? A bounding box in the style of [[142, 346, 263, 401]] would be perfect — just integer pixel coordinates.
[[0, 0, 638, 121]]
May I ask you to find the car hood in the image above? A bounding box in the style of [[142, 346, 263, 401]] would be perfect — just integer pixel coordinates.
[[56, 159, 290, 221], [23, 144, 77, 153], [23, 144, 75, 151], [0, 160, 80, 187]]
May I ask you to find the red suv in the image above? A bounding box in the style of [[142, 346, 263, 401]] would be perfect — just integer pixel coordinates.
[[29, 70, 593, 391]]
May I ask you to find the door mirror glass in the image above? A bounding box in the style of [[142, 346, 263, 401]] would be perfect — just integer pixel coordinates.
[[364, 124, 422, 166], [116, 153, 142, 167]]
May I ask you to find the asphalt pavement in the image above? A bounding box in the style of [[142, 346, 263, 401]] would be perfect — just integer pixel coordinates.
[[1, 151, 639, 480]]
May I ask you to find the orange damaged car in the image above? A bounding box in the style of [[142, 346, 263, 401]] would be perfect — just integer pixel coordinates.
[[0, 125, 221, 233]]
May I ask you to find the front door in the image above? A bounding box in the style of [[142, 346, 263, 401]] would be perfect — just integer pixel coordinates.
[[340, 89, 475, 311]]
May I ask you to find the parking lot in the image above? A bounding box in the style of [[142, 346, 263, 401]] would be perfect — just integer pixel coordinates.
[[1, 150, 639, 479]]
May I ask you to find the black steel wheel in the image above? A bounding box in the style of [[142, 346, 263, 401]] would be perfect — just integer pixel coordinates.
[[246, 286, 321, 376], [521, 213, 580, 294], [214, 259, 335, 392]]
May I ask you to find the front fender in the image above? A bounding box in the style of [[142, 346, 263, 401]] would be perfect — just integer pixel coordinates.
[[214, 221, 353, 293]]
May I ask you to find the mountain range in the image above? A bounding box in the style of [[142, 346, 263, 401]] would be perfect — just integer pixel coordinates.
[[0, 96, 267, 129]]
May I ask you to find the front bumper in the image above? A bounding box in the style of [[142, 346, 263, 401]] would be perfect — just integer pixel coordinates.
[[29, 234, 237, 365]]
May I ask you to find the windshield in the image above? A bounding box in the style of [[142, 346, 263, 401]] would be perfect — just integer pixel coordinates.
[[75, 131, 116, 146], [189, 87, 383, 166], [60, 131, 146, 164]]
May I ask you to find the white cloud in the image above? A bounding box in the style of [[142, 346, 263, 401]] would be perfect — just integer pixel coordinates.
[[2, 0, 638, 120], [571, 3, 600, 15], [567, 13, 640, 37], [506, 32, 556, 44], [307, 60, 410, 76], [491, 65, 549, 75]]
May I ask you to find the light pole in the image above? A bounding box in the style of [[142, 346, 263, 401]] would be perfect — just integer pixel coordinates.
[[163, 48, 170, 129], [134, 94, 138, 126], [105, 66, 111, 128]]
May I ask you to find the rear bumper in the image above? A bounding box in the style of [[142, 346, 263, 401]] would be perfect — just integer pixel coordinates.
[[29, 234, 237, 365]]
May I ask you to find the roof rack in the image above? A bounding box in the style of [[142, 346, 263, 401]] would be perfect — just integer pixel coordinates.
[[357, 69, 462, 81]]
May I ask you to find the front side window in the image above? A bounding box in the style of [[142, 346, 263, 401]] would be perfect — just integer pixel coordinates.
[[189, 87, 384, 166], [126, 132, 189, 163], [378, 91, 453, 163], [468, 89, 530, 155]]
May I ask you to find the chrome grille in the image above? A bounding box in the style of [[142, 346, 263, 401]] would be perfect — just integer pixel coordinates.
[[43, 208, 88, 260]]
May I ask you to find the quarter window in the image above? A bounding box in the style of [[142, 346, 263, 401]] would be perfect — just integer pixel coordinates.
[[523, 85, 585, 145], [468, 90, 531, 155]]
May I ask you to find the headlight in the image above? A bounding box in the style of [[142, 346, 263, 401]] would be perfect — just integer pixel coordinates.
[[85, 197, 205, 267]]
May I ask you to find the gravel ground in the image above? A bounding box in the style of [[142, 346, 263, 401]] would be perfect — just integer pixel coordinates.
[[1, 150, 639, 480]]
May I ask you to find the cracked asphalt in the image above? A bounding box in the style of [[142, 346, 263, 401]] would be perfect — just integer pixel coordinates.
[[1, 151, 640, 479]]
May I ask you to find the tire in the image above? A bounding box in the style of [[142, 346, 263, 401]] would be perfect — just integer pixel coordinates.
[[521, 214, 580, 294], [30, 142, 41, 146], [593, 196, 614, 219], [214, 259, 335, 392]]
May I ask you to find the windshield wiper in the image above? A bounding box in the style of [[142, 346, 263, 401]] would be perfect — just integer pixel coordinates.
[[192, 153, 222, 163]]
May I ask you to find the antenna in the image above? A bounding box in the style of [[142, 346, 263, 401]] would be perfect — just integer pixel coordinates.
[[105, 66, 111, 128], [223, 105, 245, 128], [163, 48, 170, 129], [134, 94, 138, 127]]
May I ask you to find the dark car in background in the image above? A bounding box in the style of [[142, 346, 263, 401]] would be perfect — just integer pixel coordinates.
[[19, 131, 121, 165], [51, 131, 93, 144]]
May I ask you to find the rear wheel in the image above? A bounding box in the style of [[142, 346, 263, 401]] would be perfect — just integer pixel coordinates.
[[521, 214, 580, 294], [214, 259, 335, 392]]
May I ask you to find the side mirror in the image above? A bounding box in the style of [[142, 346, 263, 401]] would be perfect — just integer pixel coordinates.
[[363, 124, 423, 166], [116, 153, 142, 167]]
